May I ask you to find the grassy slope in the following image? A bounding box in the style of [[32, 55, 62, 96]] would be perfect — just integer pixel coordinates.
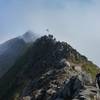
[[82, 61, 99, 79]]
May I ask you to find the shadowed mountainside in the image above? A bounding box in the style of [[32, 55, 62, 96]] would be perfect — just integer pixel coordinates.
[[0, 31, 37, 78]]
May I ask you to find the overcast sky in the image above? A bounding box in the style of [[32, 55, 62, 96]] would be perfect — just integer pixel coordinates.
[[0, 0, 100, 66]]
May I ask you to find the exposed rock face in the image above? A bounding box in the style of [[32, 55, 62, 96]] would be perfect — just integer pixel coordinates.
[[54, 76, 83, 100], [21, 66, 98, 100]]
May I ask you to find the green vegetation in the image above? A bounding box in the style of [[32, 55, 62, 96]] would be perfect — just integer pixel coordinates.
[[82, 62, 98, 79]]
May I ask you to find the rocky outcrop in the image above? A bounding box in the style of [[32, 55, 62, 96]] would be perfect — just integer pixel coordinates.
[[21, 65, 98, 100], [53, 76, 84, 100]]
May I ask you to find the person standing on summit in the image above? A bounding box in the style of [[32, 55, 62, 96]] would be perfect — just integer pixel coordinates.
[[96, 72, 100, 89]]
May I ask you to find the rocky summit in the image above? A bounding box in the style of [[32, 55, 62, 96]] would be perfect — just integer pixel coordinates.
[[0, 34, 99, 100]]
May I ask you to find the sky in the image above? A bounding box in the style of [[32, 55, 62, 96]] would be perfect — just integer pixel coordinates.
[[0, 0, 100, 66]]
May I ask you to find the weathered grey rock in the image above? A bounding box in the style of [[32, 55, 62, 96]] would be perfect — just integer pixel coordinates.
[[62, 76, 83, 99], [21, 65, 97, 100], [47, 88, 56, 95], [51, 76, 83, 100], [72, 85, 99, 100], [60, 59, 70, 68], [35, 89, 46, 100], [81, 72, 93, 85]]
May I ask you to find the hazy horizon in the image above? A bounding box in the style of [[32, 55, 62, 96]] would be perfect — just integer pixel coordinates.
[[0, 0, 100, 66]]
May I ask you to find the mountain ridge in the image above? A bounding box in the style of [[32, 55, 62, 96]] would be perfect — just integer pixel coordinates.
[[0, 34, 99, 100]]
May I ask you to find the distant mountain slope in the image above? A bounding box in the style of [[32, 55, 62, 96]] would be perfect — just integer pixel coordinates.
[[0, 35, 99, 100], [0, 31, 37, 78]]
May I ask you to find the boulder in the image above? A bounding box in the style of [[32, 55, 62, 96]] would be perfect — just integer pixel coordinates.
[[52, 76, 84, 100], [62, 76, 83, 99]]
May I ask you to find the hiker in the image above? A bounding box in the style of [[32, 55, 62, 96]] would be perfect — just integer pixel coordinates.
[[96, 72, 100, 89]]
